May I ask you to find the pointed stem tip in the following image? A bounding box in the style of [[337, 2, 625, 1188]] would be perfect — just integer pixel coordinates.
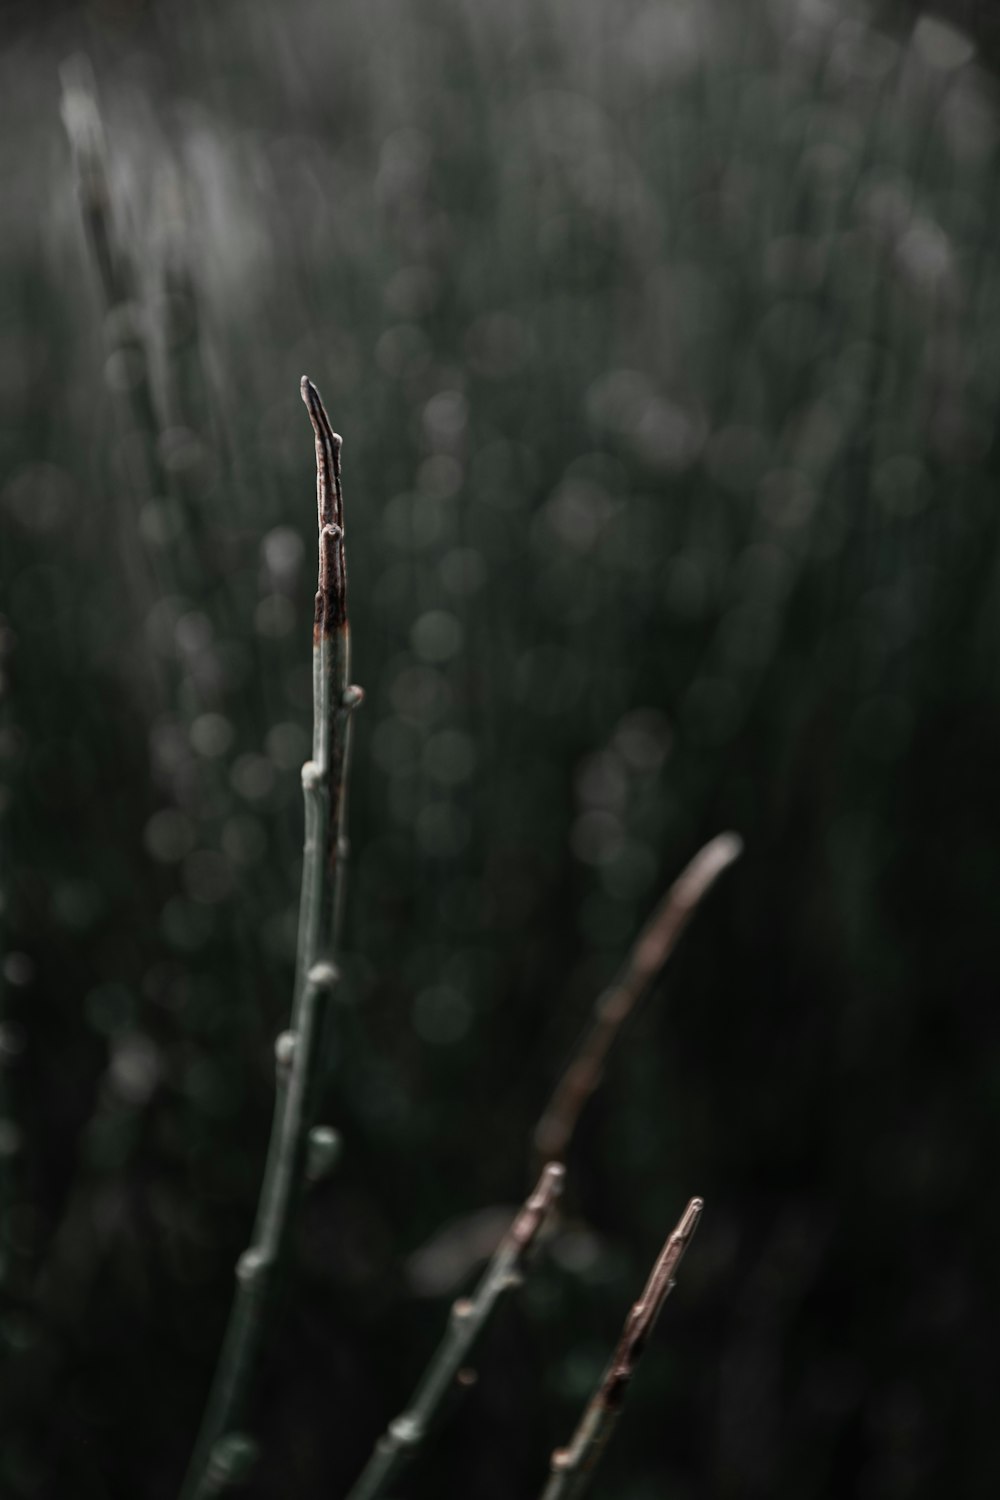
[[676, 1195, 703, 1242], [300, 375, 342, 448], [630, 1195, 704, 1338]]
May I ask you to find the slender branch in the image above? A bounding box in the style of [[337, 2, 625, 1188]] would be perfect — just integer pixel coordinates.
[[178, 379, 362, 1500], [539, 1196, 703, 1500], [60, 54, 133, 312], [533, 833, 742, 1168], [0, 621, 20, 1247], [59, 57, 171, 511], [345, 1162, 566, 1500], [60, 57, 223, 646], [294, 377, 358, 1034]]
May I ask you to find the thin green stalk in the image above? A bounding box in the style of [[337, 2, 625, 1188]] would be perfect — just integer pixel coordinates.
[[538, 1196, 703, 1500], [534, 833, 742, 1169], [177, 378, 361, 1500], [345, 1162, 566, 1500]]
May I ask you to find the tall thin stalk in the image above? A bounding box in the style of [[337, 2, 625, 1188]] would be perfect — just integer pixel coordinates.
[[178, 378, 361, 1500], [538, 1196, 703, 1500], [534, 833, 742, 1169], [345, 1162, 565, 1500], [60, 58, 176, 644], [0, 620, 19, 1247], [59, 56, 137, 328], [61, 56, 230, 637]]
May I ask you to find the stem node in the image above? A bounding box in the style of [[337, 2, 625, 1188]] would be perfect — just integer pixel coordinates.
[[273, 1031, 296, 1073], [306, 960, 339, 990]]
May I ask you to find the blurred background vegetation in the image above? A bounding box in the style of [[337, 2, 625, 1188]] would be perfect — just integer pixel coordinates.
[[1, 0, 998, 1496]]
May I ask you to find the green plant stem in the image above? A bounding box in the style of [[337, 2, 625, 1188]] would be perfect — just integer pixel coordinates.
[[177, 378, 361, 1500], [533, 833, 742, 1169], [345, 1162, 566, 1500], [538, 1196, 703, 1500]]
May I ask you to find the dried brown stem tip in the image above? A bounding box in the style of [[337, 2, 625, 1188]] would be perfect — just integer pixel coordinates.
[[300, 376, 347, 634], [534, 832, 742, 1165], [602, 1195, 702, 1409], [539, 1196, 703, 1500], [511, 1161, 566, 1251]]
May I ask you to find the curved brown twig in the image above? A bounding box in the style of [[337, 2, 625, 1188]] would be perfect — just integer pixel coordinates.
[[534, 833, 742, 1167]]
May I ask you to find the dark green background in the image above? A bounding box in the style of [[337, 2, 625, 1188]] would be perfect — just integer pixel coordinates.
[[1, 1, 997, 1496]]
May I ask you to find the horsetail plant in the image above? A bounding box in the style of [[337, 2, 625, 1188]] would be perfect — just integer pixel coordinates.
[[167, 374, 739, 1497], [59, 57, 742, 1500], [177, 378, 362, 1500], [538, 1196, 704, 1500]]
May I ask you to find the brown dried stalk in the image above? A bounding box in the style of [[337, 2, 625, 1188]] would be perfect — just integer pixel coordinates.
[[177, 379, 361, 1500], [534, 833, 742, 1168], [539, 1196, 703, 1500], [345, 1164, 566, 1500]]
